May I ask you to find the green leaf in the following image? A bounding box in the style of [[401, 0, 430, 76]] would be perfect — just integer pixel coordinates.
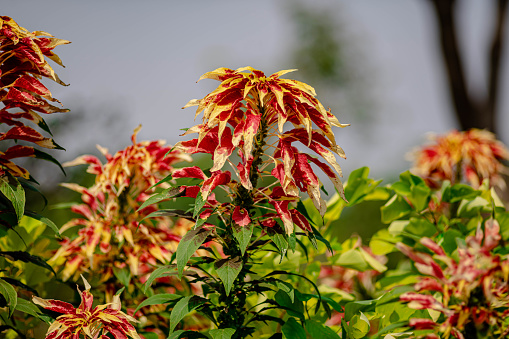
[[320, 295, 345, 313], [193, 217, 208, 230], [442, 229, 463, 254], [400, 171, 425, 187], [310, 224, 333, 253], [369, 229, 398, 255], [233, 223, 253, 256], [350, 312, 370, 338], [404, 218, 437, 238], [15, 298, 41, 318], [288, 232, 296, 251], [138, 187, 182, 212], [0, 278, 17, 317], [381, 195, 411, 224], [169, 296, 206, 334], [342, 318, 354, 339], [33, 149, 65, 175], [282, 318, 306, 339], [335, 249, 369, 271], [266, 278, 295, 303], [134, 293, 182, 315], [143, 265, 179, 294], [371, 321, 409, 339], [457, 196, 491, 217], [141, 209, 194, 223], [301, 198, 321, 226], [209, 328, 236, 339], [168, 330, 208, 339], [148, 173, 173, 190], [50, 202, 77, 210], [0, 175, 25, 222], [375, 286, 415, 329], [378, 272, 418, 290], [409, 183, 431, 212], [497, 212, 509, 241], [442, 184, 481, 203], [305, 319, 340, 338], [141, 333, 159, 339], [20, 179, 48, 208], [359, 247, 387, 272], [296, 200, 316, 226], [35, 116, 52, 135], [344, 167, 383, 206], [24, 211, 60, 236], [344, 299, 376, 321], [345, 167, 370, 200], [270, 232, 288, 259], [0, 251, 56, 276], [193, 193, 206, 219], [276, 280, 295, 303], [324, 193, 346, 224], [390, 181, 411, 196], [1, 277, 37, 295], [275, 290, 304, 320], [113, 266, 131, 288], [176, 227, 212, 278], [214, 256, 243, 296]]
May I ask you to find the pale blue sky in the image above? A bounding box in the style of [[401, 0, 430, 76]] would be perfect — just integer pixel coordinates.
[[5, 0, 507, 181]]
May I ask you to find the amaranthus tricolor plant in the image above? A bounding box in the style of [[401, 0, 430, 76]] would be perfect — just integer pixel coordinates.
[[7, 14, 509, 339], [50, 126, 192, 283], [411, 129, 509, 189], [399, 219, 509, 338], [46, 127, 211, 336], [140, 66, 349, 338], [0, 16, 69, 181], [0, 16, 70, 337]]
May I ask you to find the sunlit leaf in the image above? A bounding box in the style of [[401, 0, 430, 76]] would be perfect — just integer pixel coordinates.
[[209, 328, 236, 339], [0, 251, 56, 276], [33, 149, 65, 175], [442, 184, 481, 203], [137, 187, 182, 212], [350, 312, 370, 338], [134, 293, 181, 315], [335, 249, 369, 271], [275, 289, 304, 320], [282, 318, 306, 339], [24, 210, 60, 236], [15, 298, 41, 318], [305, 319, 340, 339], [0, 278, 17, 316], [113, 266, 131, 288], [344, 299, 376, 322], [0, 175, 25, 221], [369, 229, 399, 255], [176, 227, 212, 278], [381, 195, 412, 224], [214, 256, 243, 296], [169, 296, 206, 333], [234, 223, 253, 256], [143, 265, 179, 294], [168, 330, 209, 339]]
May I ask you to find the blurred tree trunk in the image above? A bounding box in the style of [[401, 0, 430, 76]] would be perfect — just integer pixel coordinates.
[[428, 0, 508, 135]]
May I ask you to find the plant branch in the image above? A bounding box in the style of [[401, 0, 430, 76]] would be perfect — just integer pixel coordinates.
[[428, 0, 480, 131], [487, 0, 509, 134]]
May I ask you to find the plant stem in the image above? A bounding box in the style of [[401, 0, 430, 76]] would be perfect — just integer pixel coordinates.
[[218, 105, 270, 337]]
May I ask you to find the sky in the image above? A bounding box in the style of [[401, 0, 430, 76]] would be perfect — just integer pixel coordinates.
[[5, 0, 508, 182]]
